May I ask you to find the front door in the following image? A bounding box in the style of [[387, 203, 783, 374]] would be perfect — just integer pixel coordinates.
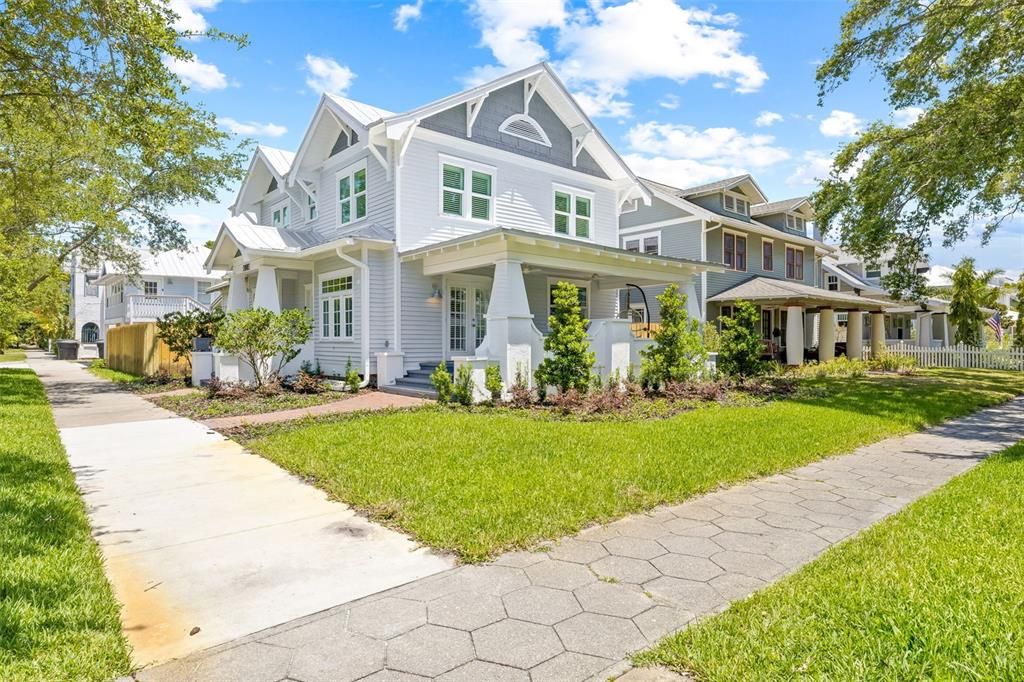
[[447, 278, 491, 357]]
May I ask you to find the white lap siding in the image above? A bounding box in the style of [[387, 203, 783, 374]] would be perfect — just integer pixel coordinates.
[[400, 260, 444, 368], [312, 254, 362, 377]]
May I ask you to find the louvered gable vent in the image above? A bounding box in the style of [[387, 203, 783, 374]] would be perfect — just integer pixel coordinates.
[[498, 114, 552, 147]]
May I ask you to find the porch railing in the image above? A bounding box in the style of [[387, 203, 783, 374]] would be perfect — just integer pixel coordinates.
[[127, 294, 208, 322]]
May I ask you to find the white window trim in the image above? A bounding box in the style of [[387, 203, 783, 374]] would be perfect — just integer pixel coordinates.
[[143, 280, 158, 296], [546, 277, 591, 320], [271, 199, 291, 228], [827, 274, 840, 291], [722, 190, 750, 216], [552, 182, 596, 242], [760, 237, 774, 272], [318, 267, 355, 340], [784, 244, 806, 281], [438, 154, 496, 224], [785, 213, 807, 232], [336, 159, 368, 227], [722, 228, 748, 272], [307, 190, 318, 221], [622, 231, 661, 255]]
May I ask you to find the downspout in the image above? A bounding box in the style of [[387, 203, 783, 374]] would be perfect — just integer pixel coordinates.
[[335, 243, 372, 388]]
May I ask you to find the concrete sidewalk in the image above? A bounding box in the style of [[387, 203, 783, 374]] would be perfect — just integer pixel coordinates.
[[27, 353, 453, 667], [138, 396, 1024, 682]]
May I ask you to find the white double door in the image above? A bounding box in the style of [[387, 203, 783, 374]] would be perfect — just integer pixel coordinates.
[[446, 276, 491, 358]]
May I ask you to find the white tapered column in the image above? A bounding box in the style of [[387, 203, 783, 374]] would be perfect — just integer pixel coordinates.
[[227, 272, 248, 312], [871, 312, 886, 357], [916, 311, 933, 347], [253, 266, 280, 313], [847, 311, 864, 359], [819, 309, 836, 362], [785, 306, 804, 365], [476, 259, 543, 390]]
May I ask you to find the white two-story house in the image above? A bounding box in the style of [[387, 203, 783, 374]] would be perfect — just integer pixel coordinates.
[[621, 175, 895, 364], [67, 252, 103, 344], [204, 63, 718, 392]]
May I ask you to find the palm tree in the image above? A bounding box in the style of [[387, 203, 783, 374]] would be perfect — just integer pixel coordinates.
[[949, 257, 1002, 347]]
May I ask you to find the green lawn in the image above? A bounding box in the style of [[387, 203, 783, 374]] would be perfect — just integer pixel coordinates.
[[635, 441, 1024, 680], [241, 368, 1023, 561], [0, 369, 131, 681], [0, 348, 27, 362], [85, 361, 189, 394]]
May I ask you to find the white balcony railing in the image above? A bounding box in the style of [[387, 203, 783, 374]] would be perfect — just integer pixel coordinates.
[[127, 295, 209, 322]]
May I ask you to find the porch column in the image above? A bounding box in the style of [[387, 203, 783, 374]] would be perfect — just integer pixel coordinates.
[[819, 309, 836, 362], [941, 314, 951, 346], [871, 312, 886, 357], [915, 311, 932, 347], [785, 306, 804, 365], [226, 273, 248, 312], [253, 266, 280, 313], [478, 259, 543, 391], [683, 281, 701, 322], [803, 312, 817, 349], [847, 311, 864, 360]]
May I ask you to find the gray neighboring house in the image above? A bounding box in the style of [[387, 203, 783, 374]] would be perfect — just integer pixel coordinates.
[[621, 175, 894, 364]]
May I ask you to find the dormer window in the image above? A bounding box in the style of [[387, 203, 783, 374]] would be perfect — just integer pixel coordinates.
[[498, 114, 552, 147], [272, 202, 290, 228], [723, 193, 750, 216], [786, 214, 807, 232], [307, 191, 318, 220]]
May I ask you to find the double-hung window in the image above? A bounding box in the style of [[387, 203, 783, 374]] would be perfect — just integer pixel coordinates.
[[554, 187, 592, 239], [143, 280, 158, 296], [320, 270, 354, 339], [827, 274, 839, 291], [786, 246, 805, 280], [272, 202, 290, 228], [786, 214, 806, 232], [440, 158, 493, 222], [307, 191, 318, 221], [723, 231, 747, 271], [762, 240, 774, 271], [338, 161, 367, 225], [723, 193, 750, 216], [624, 233, 660, 255]]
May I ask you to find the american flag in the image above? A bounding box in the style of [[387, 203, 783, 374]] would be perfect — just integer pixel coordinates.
[[986, 311, 1003, 342]]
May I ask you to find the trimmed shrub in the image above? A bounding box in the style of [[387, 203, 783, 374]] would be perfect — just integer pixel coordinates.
[[640, 284, 706, 390], [718, 300, 765, 377], [535, 281, 595, 394], [214, 308, 312, 387], [451, 364, 474, 406], [484, 364, 503, 403], [430, 363, 453, 404]]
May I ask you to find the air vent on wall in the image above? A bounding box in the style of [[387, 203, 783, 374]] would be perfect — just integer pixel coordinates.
[[498, 114, 552, 147]]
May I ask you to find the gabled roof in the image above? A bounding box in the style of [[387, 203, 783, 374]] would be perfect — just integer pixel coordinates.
[[708, 276, 893, 311], [822, 258, 882, 292], [260, 146, 295, 178], [230, 145, 295, 214], [95, 246, 225, 284], [678, 174, 768, 204], [751, 197, 810, 217], [324, 94, 394, 126]]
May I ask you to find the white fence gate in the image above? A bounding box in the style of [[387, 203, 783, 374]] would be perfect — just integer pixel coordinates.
[[869, 343, 1024, 370]]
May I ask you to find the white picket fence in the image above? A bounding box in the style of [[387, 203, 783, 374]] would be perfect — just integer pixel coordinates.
[[866, 343, 1024, 370]]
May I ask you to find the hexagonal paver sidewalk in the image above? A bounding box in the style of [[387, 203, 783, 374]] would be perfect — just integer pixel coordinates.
[[135, 398, 1024, 682]]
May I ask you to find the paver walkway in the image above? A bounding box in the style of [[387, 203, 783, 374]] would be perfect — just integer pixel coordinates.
[[138, 396, 1024, 682], [26, 353, 453, 667], [200, 391, 427, 430]]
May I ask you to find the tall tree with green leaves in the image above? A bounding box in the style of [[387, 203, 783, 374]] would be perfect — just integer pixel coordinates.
[[640, 284, 706, 389], [0, 0, 248, 320], [812, 0, 1023, 301], [535, 281, 595, 394], [948, 257, 1001, 346], [1012, 275, 1024, 350]]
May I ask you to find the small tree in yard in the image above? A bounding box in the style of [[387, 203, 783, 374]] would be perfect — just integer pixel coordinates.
[[640, 284, 706, 389], [1013, 276, 1024, 350], [949, 257, 1000, 347], [157, 308, 225, 370], [535, 281, 595, 394], [214, 308, 312, 387], [718, 300, 765, 377]]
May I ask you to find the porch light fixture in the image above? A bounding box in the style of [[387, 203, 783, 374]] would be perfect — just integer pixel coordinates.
[[427, 285, 443, 304]]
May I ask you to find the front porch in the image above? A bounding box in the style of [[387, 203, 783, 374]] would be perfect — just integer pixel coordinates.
[[391, 227, 716, 394]]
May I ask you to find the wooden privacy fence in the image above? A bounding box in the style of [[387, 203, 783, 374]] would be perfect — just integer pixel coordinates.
[[873, 343, 1024, 371], [105, 322, 189, 377], [630, 322, 662, 340]]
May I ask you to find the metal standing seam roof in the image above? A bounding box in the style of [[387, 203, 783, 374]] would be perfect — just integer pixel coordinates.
[[324, 94, 395, 126], [708, 276, 895, 309], [258, 146, 296, 179], [101, 247, 226, 280]]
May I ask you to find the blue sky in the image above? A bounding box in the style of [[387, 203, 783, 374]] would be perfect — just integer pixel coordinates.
[[167, 0, 1022, 273]]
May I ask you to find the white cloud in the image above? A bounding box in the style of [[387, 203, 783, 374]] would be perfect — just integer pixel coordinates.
[[893, 106, 924, 126], [819, 109, 862, 137], [787, 150, 834, 186], [168, 0, 219, 33], [754, 110, 783, 127], [218, 117, 287, 138], [467, 0, 766, 118], [626, 121, 790, 168], [163, 54, 228, 91], [304, 54, 355, 94], [658, 94, 680, 110], [394, 0, 424, 31]]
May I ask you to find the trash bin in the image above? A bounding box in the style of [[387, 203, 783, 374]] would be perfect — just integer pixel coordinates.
[[56, 339, 79, 360], [96, 341, 105, 359]]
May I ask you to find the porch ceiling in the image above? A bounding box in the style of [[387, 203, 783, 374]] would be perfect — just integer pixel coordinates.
[[401, 227, 721, 286]]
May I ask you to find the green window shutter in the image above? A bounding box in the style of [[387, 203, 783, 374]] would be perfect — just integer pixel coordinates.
[[554, 213, 568, 234], [575, 196, 591, 218], [353, 168, 366, 194], [471, 196, 490, 220], [442, 164, 464, 190], [442, 190, 462, 216], [339, 176, 350, 200], [355, 194, 366, 219], [471, 171, 491, 196], [575, 217, 589, 238], [554, 191, 570, 213]]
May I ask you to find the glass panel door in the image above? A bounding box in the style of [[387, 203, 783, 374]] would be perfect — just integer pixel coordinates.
[[449, 286, 467, 353], [760, 308, 773, 341]]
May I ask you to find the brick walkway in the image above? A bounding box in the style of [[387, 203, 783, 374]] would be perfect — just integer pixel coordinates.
[[137, 398, 1024, 682], [200, 391, 428, 430]]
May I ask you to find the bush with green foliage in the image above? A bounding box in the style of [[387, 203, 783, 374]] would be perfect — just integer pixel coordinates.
[[450, 364, 474, 406], [791, 357, 867, 379], [869, 353, 919, 375], [640, 284, 706, 390], [430, 363, 453, 404], [1012, 276, 1024, 350], [484, 364, 503, 403], [702, 323, 721, 353], [214, 308, 312, 387], [535, 281, 595, 394], [157, 308, 225, 370], [949, 257, 1000, 347], [344, 357, 362, 393], [717, 301, 766, 377]]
